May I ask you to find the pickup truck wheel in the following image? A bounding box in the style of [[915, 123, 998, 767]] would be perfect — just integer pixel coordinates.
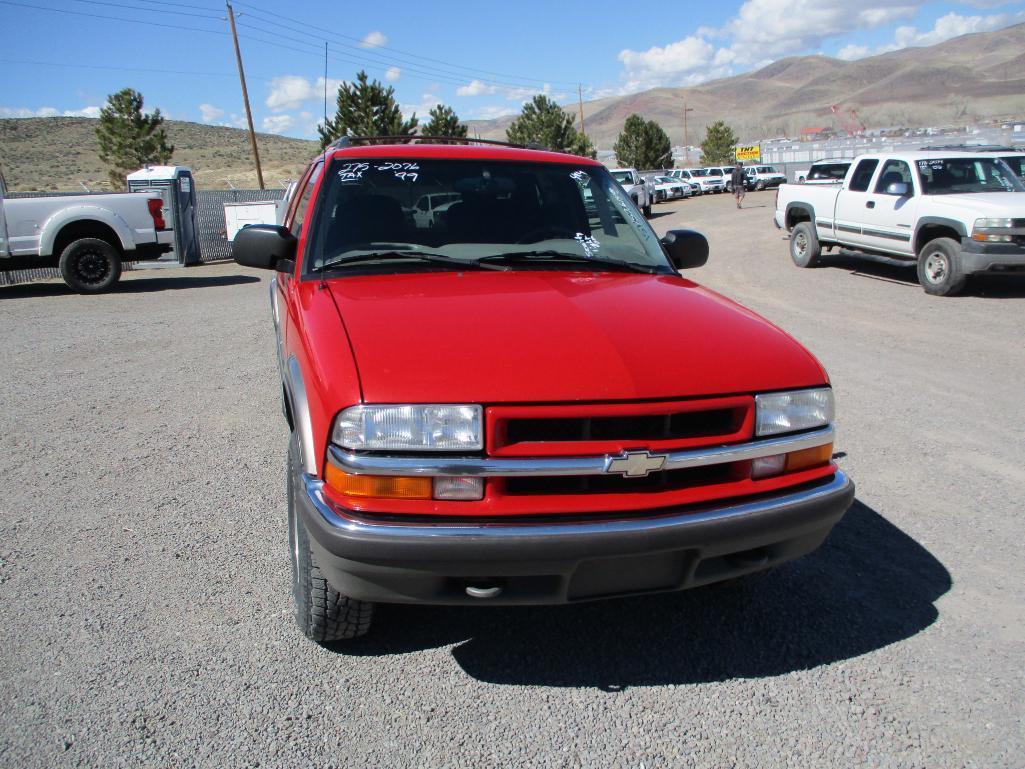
[[917, 238, 967, 296], [642, 202, 652, 218], [755, 180, 766, 191], [58, 238, 122, 293], [288, 438, 373, 642], [789, 222, 821, 268]]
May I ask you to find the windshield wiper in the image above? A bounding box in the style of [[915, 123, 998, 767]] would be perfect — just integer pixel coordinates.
[[477, 250, 663, 274], [313, 250, 507, 272]]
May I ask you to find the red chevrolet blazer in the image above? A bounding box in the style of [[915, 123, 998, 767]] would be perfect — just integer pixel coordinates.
[[233, 138, 854, 643]]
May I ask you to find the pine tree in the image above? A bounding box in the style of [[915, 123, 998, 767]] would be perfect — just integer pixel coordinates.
[[700, 121, 739, 165], [506, 95, 595, 158], [614, 114, 672, 169], [95, 88, 174, 189], [421, 104, 468, 139], [319, 71, 418, 148]]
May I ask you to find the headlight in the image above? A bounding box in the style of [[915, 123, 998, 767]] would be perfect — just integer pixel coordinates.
[[755, 388, 834, 437], [332, 404, 482, 451], [974, 218, 1013, 230], [972, 218, 1016, 243]]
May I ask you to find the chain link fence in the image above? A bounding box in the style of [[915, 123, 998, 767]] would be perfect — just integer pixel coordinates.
[[1, 188, 284, 286]]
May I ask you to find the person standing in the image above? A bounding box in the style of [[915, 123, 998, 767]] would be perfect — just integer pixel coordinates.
[[731, 162, 746, 209]]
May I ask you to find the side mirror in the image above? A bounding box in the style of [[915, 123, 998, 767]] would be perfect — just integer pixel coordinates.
[[885, 182, 910, 196], [661, 229, 709, 270], [232, 224, 297, 271]]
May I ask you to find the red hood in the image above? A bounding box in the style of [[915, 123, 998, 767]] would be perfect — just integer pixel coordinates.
[[326, 271, 826, 404]]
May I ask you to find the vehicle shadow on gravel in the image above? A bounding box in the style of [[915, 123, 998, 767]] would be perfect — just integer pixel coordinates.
[[0, 273, 260, 298], [339, 499, 951, 688], [818, 253, 1025, 297]]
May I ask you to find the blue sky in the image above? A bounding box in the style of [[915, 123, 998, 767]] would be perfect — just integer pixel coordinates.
[[1, 0, 1022, 139]]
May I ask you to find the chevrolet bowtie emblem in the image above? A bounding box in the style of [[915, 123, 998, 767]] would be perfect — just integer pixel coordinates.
[[604, 450, 668, 478]]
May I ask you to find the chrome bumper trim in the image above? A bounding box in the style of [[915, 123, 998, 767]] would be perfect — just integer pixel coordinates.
[[327, 426, 834, 478], [304, 470, 852, 536]]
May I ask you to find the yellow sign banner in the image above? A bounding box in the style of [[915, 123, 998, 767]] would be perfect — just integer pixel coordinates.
[[735, 144, 761, 162]]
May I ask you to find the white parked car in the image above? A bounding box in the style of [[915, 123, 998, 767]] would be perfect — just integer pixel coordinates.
[[744, 165, 788, 191], [775, 151, 1025, 296], [609, 167, 653, 217], [651, 176, 691, 200], [666, 168, 702, 194], [681, 168, 725, 194]]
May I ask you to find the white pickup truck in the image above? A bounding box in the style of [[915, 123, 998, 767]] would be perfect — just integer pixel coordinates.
[[0, 170, 172, 293], [609, 168, 653, 217], [774, 151, 1025, 295]]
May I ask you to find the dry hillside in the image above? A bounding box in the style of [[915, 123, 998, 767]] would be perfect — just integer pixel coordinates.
[[0, 118, 318, 192], [467, 22, 1025, 147]]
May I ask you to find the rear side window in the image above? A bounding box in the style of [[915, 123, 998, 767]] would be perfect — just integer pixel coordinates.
[[848, 159, 879, 192]]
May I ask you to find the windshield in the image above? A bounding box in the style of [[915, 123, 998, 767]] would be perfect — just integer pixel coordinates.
[[690, 169, 710, 177], [916, 157, 1025, 194], [610, 170, 633, 184], [303, 158, 671, 274], [706, 168, 723, 177]]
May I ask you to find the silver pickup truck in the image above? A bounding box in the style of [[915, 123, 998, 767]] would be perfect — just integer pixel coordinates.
[[0, 170, 172, 292]]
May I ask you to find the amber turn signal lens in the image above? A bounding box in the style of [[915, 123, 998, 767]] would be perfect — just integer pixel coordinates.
[[784, 443, 834, 473], [324, 463, 432, 499]]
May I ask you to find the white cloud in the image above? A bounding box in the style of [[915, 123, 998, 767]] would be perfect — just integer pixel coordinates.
[[892, 10, 1021, 48], [614, 0, 931, 88], [360, 30, 387, 48], [64, 106, 101, 118], [261, 114, 295, 134], [468, 105, 518, 121], [836, 43, 871, 60], [199, 103, 224, 122], [384, 66, 401, 82], [0, 106, 99, 118], [401, 91, 442, 122], [457, 79, 498, 97], [266, 75, 345, 112]]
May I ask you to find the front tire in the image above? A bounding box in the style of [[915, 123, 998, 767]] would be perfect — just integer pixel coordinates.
[[288, 438, 373, 642], [642, 202, 652, 218], [755, 180, 766, 191], [58, 237, 122, 293], [917, 237, 966, 296], [789, 222, 821, 268]]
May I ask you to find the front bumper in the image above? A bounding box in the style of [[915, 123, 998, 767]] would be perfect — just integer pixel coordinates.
[[298, 470, 855, 605], [960, 238, 1025, 274]]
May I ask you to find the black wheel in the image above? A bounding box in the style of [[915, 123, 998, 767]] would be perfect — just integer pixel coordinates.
[[917, 237, 966, 296], [288, 437, 373, 642], [642, 202, 652, 218], [58, 237, 122, 293], [789, 222, 821, 268], [755, 180, 766, 191]]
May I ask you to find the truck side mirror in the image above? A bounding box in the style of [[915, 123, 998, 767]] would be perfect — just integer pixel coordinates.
[[885, 182, 910, 196], [661, 229, 709, 270], [233, 224, 297, 271]]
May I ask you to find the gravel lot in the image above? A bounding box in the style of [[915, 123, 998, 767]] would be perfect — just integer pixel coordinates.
[[2, 190, 1023, 768]]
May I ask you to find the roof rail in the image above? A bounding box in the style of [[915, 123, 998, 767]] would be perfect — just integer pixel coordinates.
[[919, 144, 1016, 152], [324, 135, 552, 151]]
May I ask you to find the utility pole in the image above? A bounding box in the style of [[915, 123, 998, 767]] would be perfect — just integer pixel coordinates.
[[226, 1, 264, 189], [577, 84, 585, 136], [323, 42, 328, 128], [683, 103, 694, 165]]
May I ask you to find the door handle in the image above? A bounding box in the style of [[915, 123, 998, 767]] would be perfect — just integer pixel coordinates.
[[866, 201, 875, 209]]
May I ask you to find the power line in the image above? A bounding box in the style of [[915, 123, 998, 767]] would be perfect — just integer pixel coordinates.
[[65, 0, 222, 20], [0, 57, 242, 78], [0, 0, 226, 34], [233, 1, 578, 89]]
